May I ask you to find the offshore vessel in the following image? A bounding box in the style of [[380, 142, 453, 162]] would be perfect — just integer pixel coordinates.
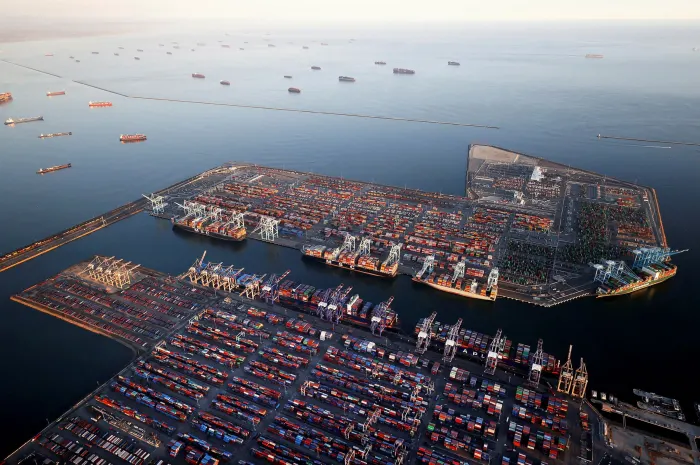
[[595, 262, 678, 297], [0, 92, 12, 103], [412, 271, 497, 301], [288, 87, 301, 93], [415, 318, 560, 374], [448, 61, 460, 66], [5, 116, 43, 125], [634, 389, 685, 421], [338, 76, 356, 82], [301, 244, 399, 278], [375, 61, 386, 65], [171, 216, 246, 242], [37, 163, 71, 174], [120, 134, 147, 142], [393, 68, 415, 74], [220, 80, 231, 86], [311, 66, 321, 70], [89, 101, 112, 107], [192, 73, 205, 78], [39, 132, 72, 139]]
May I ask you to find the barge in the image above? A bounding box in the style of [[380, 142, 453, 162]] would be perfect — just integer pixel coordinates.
[[37, 163, 71, 174]]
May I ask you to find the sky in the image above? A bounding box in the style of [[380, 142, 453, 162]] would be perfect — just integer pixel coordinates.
[[7, 0, 700, 21]]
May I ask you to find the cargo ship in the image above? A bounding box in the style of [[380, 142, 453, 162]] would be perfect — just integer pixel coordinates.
[[288, 87, 301, 94], [448, 61, 460, 66], [220, 80, 231, 86], [221, 45, 230, 48], [171, 216, 246, 242], [303, 46, 309, 50], [120, 134, 147, 142], [92, 51, 99, 54], [134, 57, 141, 60], [0, 92, 12, 103], [412, 271, 497, 301], [596, 262, 677, 297], [5, 116, 44, 125], [301, 244, 398, 278], [114, 53, 119, 56], [374, 61, 386, 65], [37, 163, 71, 174], [137, 49, 144, 52], [268, 44, 276, 48], [89, 101, 112, 107], [393, 68, 415, 74], [118, 47, 124, 49], [46, 90, 65, 96], [277, 280, 399, 331], [634, 389, 685, 421], [311, 66, 321, 70], [338, 76, 356, 82], [192, 73, 205, 78], [45, 53, 53, 57], [284, 75, 292, 79], [415, 318, 560, 374], [585, 54, 604, 59], [167, 52, 172, 55], [38, 132, 72, 139]]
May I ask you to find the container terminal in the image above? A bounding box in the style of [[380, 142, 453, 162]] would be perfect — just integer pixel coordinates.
[[0, 145, 685, 306], [6, 253, 602, 465]]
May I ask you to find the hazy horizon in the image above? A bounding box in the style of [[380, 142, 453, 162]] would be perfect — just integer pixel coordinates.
[[6, 0, 700, 22]]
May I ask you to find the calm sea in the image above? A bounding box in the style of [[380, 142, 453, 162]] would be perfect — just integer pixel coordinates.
[[1, 21, 699, 456]]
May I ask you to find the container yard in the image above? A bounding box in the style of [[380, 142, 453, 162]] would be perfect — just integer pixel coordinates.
[[7, 255, 601, 465]]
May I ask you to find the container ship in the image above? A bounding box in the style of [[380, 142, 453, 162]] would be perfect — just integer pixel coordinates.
[[0, 92, 12, 103], [338, 76, 356, 82], [5, 116, 43, 125], [37, 163, 71, 175], [89, 101, 112, 107], [311, 66, 321, 70], [634, 389, 685, 421], [375, 61, 386, 65], [301, 244, 399, 278], [120, 134, 147, 142], [220, 80, 231, 86], [448, 61, 460, 66], [171, 215, 246, 242], [277, 280, 399, 331], [414, 318, 560, 374], [596, 262, 677, 297], [38, 132, 72, 139], [393, 68, 415, 74], [585, 54, 604, 59], [412, 270, 497, 301], [46, 90, 66, 96], [288, 87, 301, 94], [192, 73, 205, 78]]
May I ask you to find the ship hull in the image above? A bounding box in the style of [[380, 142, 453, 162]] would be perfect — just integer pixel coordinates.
[[596, 273, 674, 298], [172, 223, 245, 242], [301, 254, 397, 279], [412, 277, 496, 301]]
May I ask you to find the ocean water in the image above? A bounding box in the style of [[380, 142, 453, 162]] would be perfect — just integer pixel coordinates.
[[1, 21, 700, 456]]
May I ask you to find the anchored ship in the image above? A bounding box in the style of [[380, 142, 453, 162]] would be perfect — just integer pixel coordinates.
[[448, 61, 460, 66], [220, 80, 231, 86], [120, 134, 147, 142], [374, 61, 386, 65], [393, 68, 415, 74], [192, 73, 205, 78], [37, 163, 71, 174], [301, 243, 400, 278], [0, 92, 12, 103], [311, 66, 321, 70], [89, 101, 112, 107], [288, 87, 301, 93], [46, 90, 66, 96], [5, 116, 44, 125], [338, 76, 356, 82], [39, 132, 72, 139]]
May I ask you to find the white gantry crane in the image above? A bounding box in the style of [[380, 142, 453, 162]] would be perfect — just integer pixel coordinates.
[[484, 328, 505, 375], [443, 318, 463, 363], [327, 233, 357, 262], [452, 261, 466, 284], [557, 345, 575, 394], [415, 255, 435, 280], [527, 338, 544, 388], [358, 237, 371, 257], [252, 215, 279, 242], [415, 311, 437, 354], [382, 242, 403, 268], [82, 256, 140, 289], [632, 247, 688, 268], [487, 267, 499, 290], [142, 193, 167, 215]]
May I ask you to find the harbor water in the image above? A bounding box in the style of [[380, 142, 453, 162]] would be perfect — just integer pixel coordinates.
[[1, 21, 700, 456]]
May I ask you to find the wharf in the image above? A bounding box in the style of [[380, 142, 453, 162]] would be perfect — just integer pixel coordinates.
[[7, 258, 588, 465]]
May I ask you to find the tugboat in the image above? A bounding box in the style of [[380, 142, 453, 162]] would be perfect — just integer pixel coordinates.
[[288, 87, 301, 93], [120, 134, 147, 143], [220, 80, 231, 86], [192, 73, 205, 78], [338, 76, 356, 82]]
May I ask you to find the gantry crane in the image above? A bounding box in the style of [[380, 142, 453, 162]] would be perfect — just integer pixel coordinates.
[[370, 296, 394, 336], [571, 358, 588, 398], [443, 318, 463, 363], [484, 328, 505, 375], [557, 345, 575, 394], [415, 255, 435, 280], [260, 270, 290, 303], [527, 338, 544, 388], [415, 311, 437, 354]]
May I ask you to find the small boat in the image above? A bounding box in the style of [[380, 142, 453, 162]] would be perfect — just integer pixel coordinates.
[[91, 51, 99, 55], [220, 80, 231, 86], [321, 43, 328, 46], [114, 53, 119, 56], [159, 44, 164, 47], [137, 49, 143, 52], [45, 53, 53, 57], [118, 47, 124, 49], [338, 76, 356, 82], [284, 75, 292, 79], [221, 44, 230, 48], [268, 44, 276, 48], [239, 48, 245, 50], [69, 56, 74, 59], [192, 73, 205, 78], [75, 60, 80, 63], [303, 46, 309, 49], [288, 87, 301, 93], [311, 66, 321, 70], [134, 57, 140, 60], [167, 51, 172, 55]]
